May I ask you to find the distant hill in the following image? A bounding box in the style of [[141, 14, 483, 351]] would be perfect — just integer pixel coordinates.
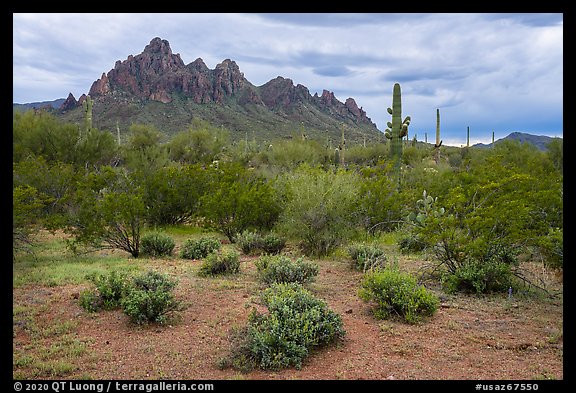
[[472, 132, 562, 151], [34, 37, 382, 145], [13, 99, 65, 112]]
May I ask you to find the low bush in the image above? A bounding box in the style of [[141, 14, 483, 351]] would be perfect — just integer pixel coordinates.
[[218, 283, 345, 371], [180, 236, 221, 259], [261, 233, 286, 254], [359, 269, 439, 324], [441, 259, 515, 294], [78, 289, 101, 313], [79, 271, 130, 312], [140, 231, 175, 257], [121, 271, 182, 324], [397, 234, 428, 254], [441, 242, 519, 294], [255, 255, 319, 285], [235, 231, 286, 255], [347, 243, 387, 272], [235, 230, 263, 254], [198, 249, 240, 277]]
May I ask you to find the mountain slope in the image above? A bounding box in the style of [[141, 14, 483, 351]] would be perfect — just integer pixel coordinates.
[[13, 99, 65, 111], [55, 37, 381, 144], [473, 132, 562, 151]]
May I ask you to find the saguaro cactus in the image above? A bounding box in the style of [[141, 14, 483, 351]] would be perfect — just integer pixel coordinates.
[[466, 126, 470, 148], [339, 124, 346, 166], [434, 109, 443, 164], [82, 95, 94, 132], [384, 83, 410, 176]]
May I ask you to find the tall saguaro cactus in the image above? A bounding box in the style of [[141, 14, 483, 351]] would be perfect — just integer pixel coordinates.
[[384, 83, 410, 181], [434, 108, 443, 164], [466, 126, 470, 148], [82, 95, 94, 133], [339, 124, 346, 166]]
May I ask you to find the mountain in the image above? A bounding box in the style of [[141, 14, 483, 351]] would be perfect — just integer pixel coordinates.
[[13, 98, 66, 112], [472, 132, 562, 151], [54, 37, 381, 144]]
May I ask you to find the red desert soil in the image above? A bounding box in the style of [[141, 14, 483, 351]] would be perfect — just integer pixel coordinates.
[[13, 251, 563, 380]]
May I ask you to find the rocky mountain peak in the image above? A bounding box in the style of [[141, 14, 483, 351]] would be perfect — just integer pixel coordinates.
[[143, 37, 173, 56], [59, 92, 78, 112], [72, 37, 377, 133]]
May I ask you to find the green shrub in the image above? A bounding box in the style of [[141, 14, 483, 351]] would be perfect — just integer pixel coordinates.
[[180, 236, 221, 259], [535, 227, 563, 269], [276, 165, 361, 257], [121, 271, 181, 324], [78, 289, 101, 313], [441, 259, 514, 294], [347, 243, 387, 272], [198, 249, 240, 277], [140, 231, 175, 257], [359, 269, 439, 324], [235, 231, 287, 255], [260, 233, 286, 255], [219, 283, 345, 371], [255, 255, 319, 285], [397, 234, 428, 254], [82, 271, 130, 311], [235, 230, 263, 254]]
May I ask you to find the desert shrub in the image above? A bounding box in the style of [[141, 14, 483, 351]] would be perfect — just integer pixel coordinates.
[[397, 234, 428, 254], [534, 227, 563, 269], [200, 163, 281, 242], [255, 255, 319, 285], [441, 258, 515, 294], [80, 271, 131, 311], [180, 236, 221, 259], [121, 271, 181, 324], [236, 231, 286, 255], [276, 165, 361, 256], [219, 283, 345, 371], [140, 231, 175, 257], [359, 269, 439, 324], [347, 243, 387, 272], [78, 289, 101, 313], [235, 230, 263, 254], [260, 233, 286, 254], [198, 249, 240, 277]]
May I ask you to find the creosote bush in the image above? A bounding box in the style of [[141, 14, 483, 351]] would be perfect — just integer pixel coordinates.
[[218, 283, 345, 371], [180, 236, 221, 259], [121, 270, 182, 325], [359, 268, 439, 324], [198, 249, 240, 277], [255, 254, 319, 285], [140, 231, 175, 257]]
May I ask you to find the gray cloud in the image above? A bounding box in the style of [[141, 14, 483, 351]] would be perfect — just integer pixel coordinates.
[[13, 12, 563, 145]]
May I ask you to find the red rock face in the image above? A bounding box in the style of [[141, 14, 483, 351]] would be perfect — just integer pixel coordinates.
[[59, 92, 78, 111], [80, 37, 376, 127]]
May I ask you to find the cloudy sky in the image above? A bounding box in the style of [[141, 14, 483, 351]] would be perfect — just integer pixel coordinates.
[[13, 13, 563, 146]]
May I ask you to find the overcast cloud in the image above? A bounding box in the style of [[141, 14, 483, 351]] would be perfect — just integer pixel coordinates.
[[13, 13, 563, 146]]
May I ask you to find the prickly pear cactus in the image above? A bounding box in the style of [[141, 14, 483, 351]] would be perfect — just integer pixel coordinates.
[[407, 190, 445, 226]]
